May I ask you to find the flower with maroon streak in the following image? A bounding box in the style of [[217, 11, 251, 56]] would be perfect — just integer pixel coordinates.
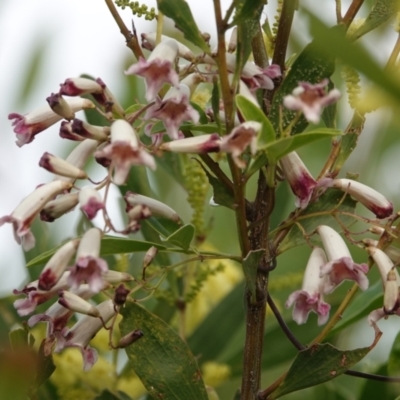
[[40, 192, 79, 222], [55, 299, 115, 371], [71, 118, 110, 141], [160, 133, 221, 153], [145, 84, 199, 140], [59, 77, 103, 96], [0, 180, 72, 250], [286, 247, 331, 325], [317, 225, 369, 293], [279, 151, 317, 209], [79, 187, 105, 220], [219, 121, 260, 168], [94, 119, 156, 185], [39, 152, 88, 180], [68, 228, 108, 292], [125, 39, 179, 101], [8, 98, 94, 147], [283, 79, 341, 124]]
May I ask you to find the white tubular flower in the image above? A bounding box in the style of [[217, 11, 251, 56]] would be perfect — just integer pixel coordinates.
[[8, 98, 94, 147], [38, 239, 80, 290], [317, 225, 369, 293], [46, 93, 76, 120], [160, 133, 222, 153], [141, 32, 195, 61], [330, 178, 393, 219], [283, 79, 341, 124], [124, 192, 181, 223], [94, 120, 156, 185], [93, 78, 125, 117], [79, 187, 105, 220], [367, 246, 400, 287], [125, 204, 152, 233], [125, 39, 180, 101], [0, 180, 72, 250], [39, 152, 88, 180], [40, 192, 79, 222], [53, 139, 98, 184], [118, 330, 144, 348], [279, 151, 317, 209], [55, 299, 115, 371], [58, 290, 100, 317], [68, 228, 108, 293], [219, 121, 260, 168], [71, 119, 110, 142], [143, 246, 158, 268], [13, 272, 70, 316], [286, 247, 331, 325], [59, 77, 103, 96], [145, 84, 199, 140], [103, 270, 134, 283]]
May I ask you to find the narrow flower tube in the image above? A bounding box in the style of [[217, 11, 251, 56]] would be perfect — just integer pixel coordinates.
[[125, 39, 180, 101], [160, 133, 221, 153], [71, 119, 110, 142], [367, 246, 400, 287], [286, 247, 331, 325], [279, 151, 317, 209], [103, 270, 134, 283], [94, 119, 156, 185], [46, 93, 75, 120], [79, 187, 105, 220], [39, 152, 88, 179], [124, 192, 181, 223], [330, 178, 393, 219], [58, 290, 100, 317], [55, 299, 115, 371], [145, 84, 199, 140], [40, 192, 79, 222], [38, 239, 80, 290], [93, 78, 125, 117], [118, 330, 144, 348], [0, 180, 72, 250], [9, 98, 95, 147], [143, 246, 158, 268], [141, 32, 194, 61], [283, 79, 341, 124], [317, 225, 369, 293], [60, 77, 103, 96], [68, 228, 108, 292], [384, 269, 399, 313], [13, 272, 70, 316], [219, 121, 260, 168]]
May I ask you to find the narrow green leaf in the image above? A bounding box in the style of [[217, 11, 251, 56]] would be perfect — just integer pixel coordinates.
[[9, 328, 29, 350], [262, 129, 341, 163], [271, 343, 373, 399], [246, 153, 268, 178], [211, 80, 221, 132], [232, 0, 266, 25], [120, 302, 208, 400], [34, 339, 56, 390], [180, 123, 219, 133], [190, 101, 208, 124], [242, 250, 265, 302], [26, 237, 168, 268], [235, 94, 275, 146], [161, 224, 195, 250], [276, 188, 357, 253], [388, 331, 400, 376], [94, 389, 129, 400], [202, 166, 235, 210], [350, 0, 398, 40], [157, 0, 210, 53]]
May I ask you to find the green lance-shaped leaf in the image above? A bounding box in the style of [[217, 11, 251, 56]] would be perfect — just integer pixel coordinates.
[[157, 0, 210, 53], [94, 389, 132, 400], [232, 0, 267, 25], [26, 237, 168, 268], [388, 330, 400, 376], [242, 249, 265, 303], [350, 0, 399, 41], [275, 188, 357, 253], [235, 94, 276, 146], [160, 223, 195, 251], [120, 302, 208, 400], [269, 27, 337, 135], [34, 339, 56, 391], [262, 128, 341, 164], [271, 339, 380, 399]]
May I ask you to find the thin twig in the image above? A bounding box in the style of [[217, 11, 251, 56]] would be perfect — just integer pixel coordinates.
[[342, 0, 364, 28]]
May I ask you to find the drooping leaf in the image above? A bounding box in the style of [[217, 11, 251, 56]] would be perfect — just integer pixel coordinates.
[[26, 237, 168, 268], [157, 0, 210, 53], [242, 250, 265, 302], [388, 330, 400, 376], [161, 224, 195, 250], [271, 341, 379, 399], [34, 339, 56, 390], [120, 302, 208, 400], [350, 0, 398, 40], [275, 188, 357, 253], [235, 94, 275, 146], [262, 128, 341, 164]]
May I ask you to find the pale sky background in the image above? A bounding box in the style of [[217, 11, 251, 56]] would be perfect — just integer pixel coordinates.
[[0, 0, 399, 365]]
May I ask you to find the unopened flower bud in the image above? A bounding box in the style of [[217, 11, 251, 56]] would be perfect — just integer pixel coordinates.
[[103, 270, 134, 283], [60, 77, 103, 96], [46, 93, 75, 120], [113, 284, 130, 306], [384, 268, 399, 313], [58, 290, 101, 317], [143, 246, 158, 268], [117, 329, 144, 348], [160, 134, 221, 153], [40, 192, 79, 222], [71, 119, 110, 141], [39, 152, 88, 179], [59, 121, 84, 141]]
